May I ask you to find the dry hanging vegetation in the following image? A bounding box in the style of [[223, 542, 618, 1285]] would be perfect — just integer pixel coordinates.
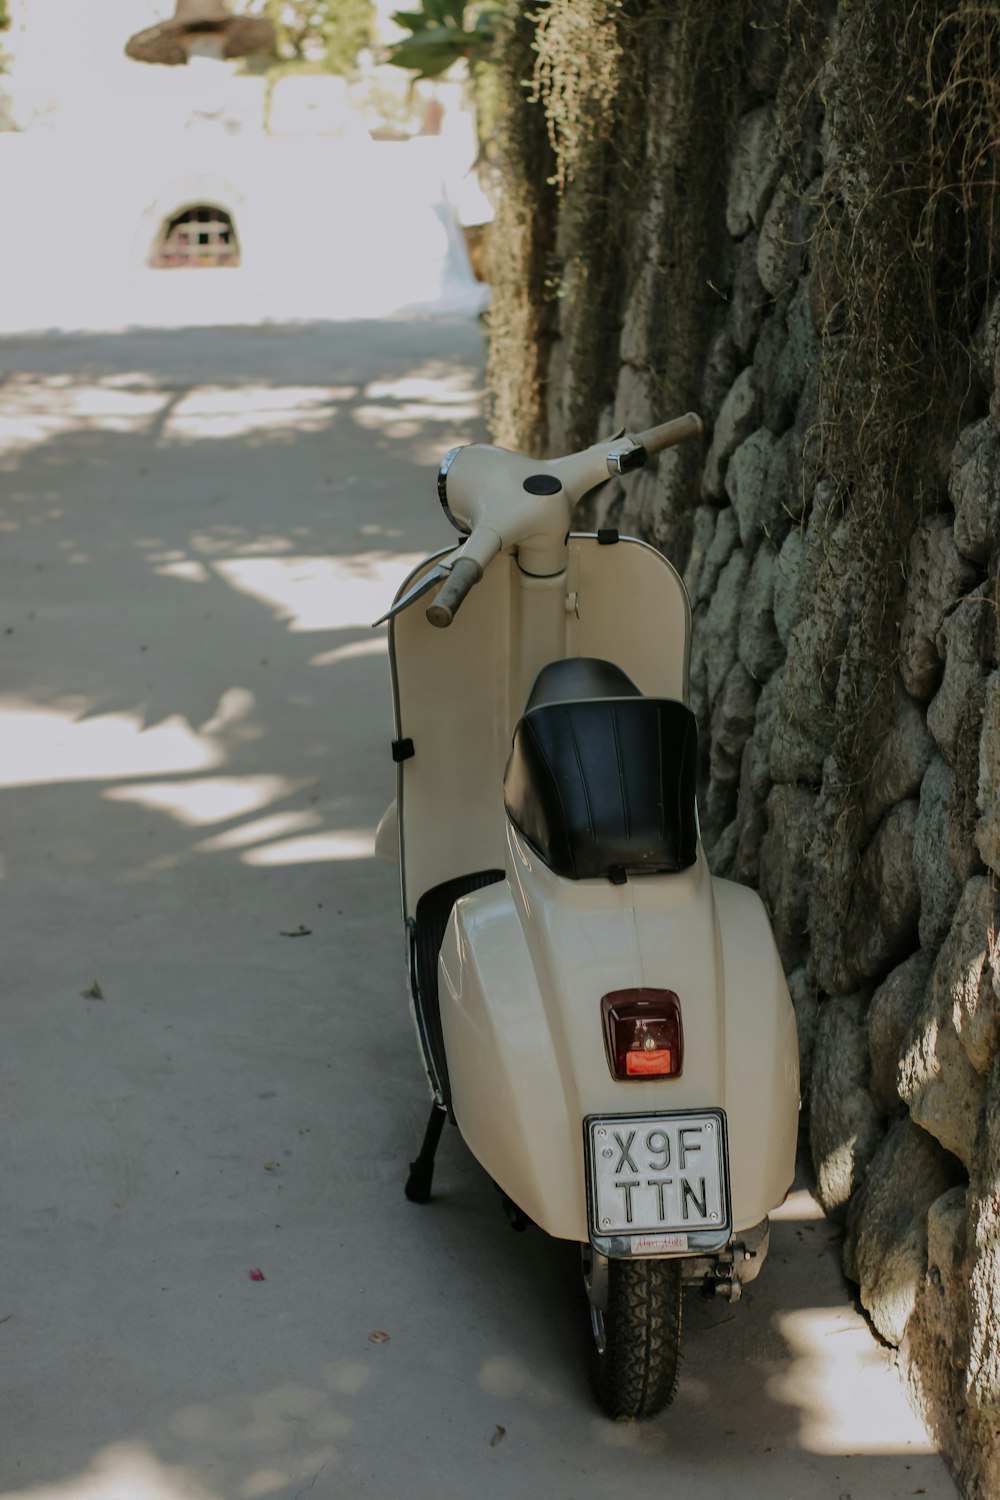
[[487, 0, 746, 462], [804, 0, 1000, 979]]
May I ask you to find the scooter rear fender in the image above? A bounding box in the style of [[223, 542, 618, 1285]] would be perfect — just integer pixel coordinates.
[[438, 822, 798, 1244]]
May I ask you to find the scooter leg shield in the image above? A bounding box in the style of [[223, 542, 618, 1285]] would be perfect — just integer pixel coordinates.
[[436, 879, 584, 1238]]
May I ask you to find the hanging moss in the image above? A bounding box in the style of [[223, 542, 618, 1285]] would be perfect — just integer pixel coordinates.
[[804, 0, 1000, 983], [484, 2, 559, 455]]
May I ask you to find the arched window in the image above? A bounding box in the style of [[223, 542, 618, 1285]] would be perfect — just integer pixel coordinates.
[[151, 204, 240, 268]]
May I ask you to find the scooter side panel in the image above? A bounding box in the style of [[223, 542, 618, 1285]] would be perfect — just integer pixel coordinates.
[[714, 876, 800, 1226], [437, 880, 577, 1234]]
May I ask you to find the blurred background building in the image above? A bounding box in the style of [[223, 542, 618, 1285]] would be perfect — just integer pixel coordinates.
[[0, 0, 490, 331]]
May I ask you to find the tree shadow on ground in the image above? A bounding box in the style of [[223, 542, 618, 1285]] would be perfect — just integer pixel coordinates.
[[0, 320, 956, 1500]]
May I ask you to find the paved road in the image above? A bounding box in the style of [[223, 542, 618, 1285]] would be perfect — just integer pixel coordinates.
[[0, 320, 956, 1500]]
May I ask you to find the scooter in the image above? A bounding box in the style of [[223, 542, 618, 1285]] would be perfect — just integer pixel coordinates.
[[373, 413, 799, 1419]]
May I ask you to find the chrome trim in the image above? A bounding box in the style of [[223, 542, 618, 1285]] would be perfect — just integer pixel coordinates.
[[436, 446, 471, 535]]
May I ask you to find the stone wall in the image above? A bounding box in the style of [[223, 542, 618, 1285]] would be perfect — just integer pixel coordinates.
[[488, 2, 1000, 1493]]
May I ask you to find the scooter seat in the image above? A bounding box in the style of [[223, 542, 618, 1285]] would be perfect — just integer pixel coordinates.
[[525, 657, 643, 711], [504, 658, 698, 883]]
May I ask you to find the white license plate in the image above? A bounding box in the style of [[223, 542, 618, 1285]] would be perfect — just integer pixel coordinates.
[[585, 1111, 729, 1249]]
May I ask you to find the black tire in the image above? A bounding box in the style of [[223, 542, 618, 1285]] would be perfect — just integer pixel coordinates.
[[585, 1254, 683, 1420]]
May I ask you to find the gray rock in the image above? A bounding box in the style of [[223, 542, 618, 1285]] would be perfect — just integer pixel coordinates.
[[726, 104, 780, 238], [753, 301, 793, 434], [772, 526, 815, 647], [701, 549, 750, 704], [810, 993, 884, 1216], [701, 323, 742, 416], [788, 963, 820, 1099], [899, 907, 990, 1168], [927, 584, 993, 767], [915, 757, 964, 947], [975, 293, 1000, 393], [843, 1117, 964, 1345], [701, 773, 738, 849], [966, 1061, 1000, 1413], [618, 257, 662, 367], [976, 669, 1000, 871], [709, 663, 760, 785], [770, 623, 830, 785], [707, 816, 738, 876], [904, 1184, 972, 1487], [729, 232, 768, 360], [808, 753, 861, 998], [702, 368, 759, 500], [925, 1185, 970, 1310], [845, 800, 921, 982], [861, 690, 934, 830], [899, 515, 980, 702], [725, 428, 783, 556], [744, 670, 782, 799], [612, 362, 656, 451], [733, 727, 771, 886], [758, 783, 817, 970], [683, 504, 719, 599], [929, 876, 1000, 1078], [744, 0, 789, 97], [771, 280, 821, 433], [765, 427, 801, 537], [756, 182, 795, 298], [867, 948, 933, 1117], [732, 674, 780, 885], [950, 417, 1000, 563], [692, 505, 741, 608], [737, 543, 784, 683], [688, 616, 709, 745]]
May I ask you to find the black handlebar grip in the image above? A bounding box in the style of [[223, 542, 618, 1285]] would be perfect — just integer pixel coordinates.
[[425, 557, 484, 629]]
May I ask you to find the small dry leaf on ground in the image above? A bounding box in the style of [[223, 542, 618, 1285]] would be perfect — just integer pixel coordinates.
[[80, 981, 104, 1000], [279, 925, 312, 937], [368, 1330, 390, 1344], [490, 1425, 506, 1448]]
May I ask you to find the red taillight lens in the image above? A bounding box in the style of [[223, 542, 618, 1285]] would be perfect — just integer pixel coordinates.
[[602, 989, 683, 1081]]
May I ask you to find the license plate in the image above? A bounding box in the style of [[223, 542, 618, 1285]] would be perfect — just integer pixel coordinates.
[[585, 1111, 730, 1255]]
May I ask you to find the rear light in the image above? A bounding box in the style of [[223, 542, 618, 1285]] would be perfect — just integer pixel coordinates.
[[602, 989, 683, 1081]]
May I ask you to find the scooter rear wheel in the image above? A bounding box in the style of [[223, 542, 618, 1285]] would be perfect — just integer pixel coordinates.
[[583, 1250, 683, 1419]]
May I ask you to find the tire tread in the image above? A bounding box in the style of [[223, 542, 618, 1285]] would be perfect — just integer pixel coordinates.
[[590, 1257, 682, 1420]]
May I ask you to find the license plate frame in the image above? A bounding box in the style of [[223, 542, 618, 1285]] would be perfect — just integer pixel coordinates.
[[584, 1109, 731, 1258]]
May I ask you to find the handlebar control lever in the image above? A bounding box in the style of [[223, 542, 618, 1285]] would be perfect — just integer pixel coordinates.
[[425, 556, 483, 629], [606, 441, 647, 477], [372, 563, 450, 627]]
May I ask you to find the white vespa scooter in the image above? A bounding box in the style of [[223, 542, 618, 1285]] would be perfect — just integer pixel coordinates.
[[373, 414, 799, 1419]]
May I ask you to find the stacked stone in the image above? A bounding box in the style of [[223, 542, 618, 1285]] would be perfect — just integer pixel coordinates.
[[661, 32, 1000, 1500], [520, 5, 1000, 1485], [831, 335, 1000, 1498]]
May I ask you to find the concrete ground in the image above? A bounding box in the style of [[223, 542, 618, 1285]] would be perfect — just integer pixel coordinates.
[[0, 318, 957, 1500]]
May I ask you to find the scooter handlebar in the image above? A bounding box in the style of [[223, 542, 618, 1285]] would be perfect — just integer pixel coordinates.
[[632, 411, 703, 457], [425, 556, 483, 628]]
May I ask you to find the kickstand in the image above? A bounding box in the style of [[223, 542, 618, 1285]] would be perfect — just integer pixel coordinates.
[[404, 1102, 447, 1204]]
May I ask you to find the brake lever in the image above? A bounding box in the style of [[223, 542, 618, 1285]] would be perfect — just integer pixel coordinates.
[[371, 564, 451, 627]]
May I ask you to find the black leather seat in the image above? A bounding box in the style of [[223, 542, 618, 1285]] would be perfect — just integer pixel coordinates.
[[503, 658, 698, 883]]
